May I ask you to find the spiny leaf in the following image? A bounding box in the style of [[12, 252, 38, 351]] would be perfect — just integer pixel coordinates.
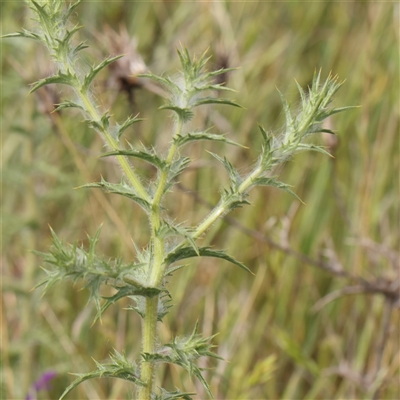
[[73, 41, 89, 53], [142, 323, 222, 399], [95, 285, 162, 322], [312, 69, 322, 91], [320, 128, 336, 135], [296, 143, 333, 157], [82, 55, 124, 91], [277, 88, 295, 133], [165, 264, 188, 276], [115, 114, 144, 139], [208, 152, 242, 188], [2, 30, 42, 41], [100, 149, 166, 170], [30, 1, 52, 28], [174, 131, 245, 149], [125, 290, 172, 321], [323, 105, 360, 117], [157, 290, 173, 321], [192, 83, 236, 94], [177, 47, 211, 83], [34, 227, 150, 318], [59, 350, 144, 400], [295, 78, 307, 109], [221, 188, 250, 211], [191, 97, 242, 109], [164, 246, 251, 274], [30, 73, 77, 93], [77, 177, 151, 212], [124, 298, 146, 319], [138, 73, 180, 94], [251, 176, 303, 203], [159, 104, 194, 122], [257, 125, 274, 162], [54, 100, 84, 112], [55, 25, 82, 49], [64, 0, 81, 21], [165, 157, 191, 192], [157, 221, 199, 255], [86, 112, 111, 132], [258, 124, 268, 143], [154, 387, 195, 400], [205, 67, 237, 78]]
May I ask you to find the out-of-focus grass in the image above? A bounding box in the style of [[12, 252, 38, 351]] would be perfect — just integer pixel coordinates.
[[2, 2, 398, 399]]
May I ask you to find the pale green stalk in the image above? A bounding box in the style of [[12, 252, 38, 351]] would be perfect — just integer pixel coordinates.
[[139, 119, 183, 398]]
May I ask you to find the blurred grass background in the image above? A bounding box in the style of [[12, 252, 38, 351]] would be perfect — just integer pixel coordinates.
[[1, 1, 399, 399]]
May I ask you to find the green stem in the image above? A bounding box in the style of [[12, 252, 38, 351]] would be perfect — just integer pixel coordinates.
[[193, 165, 263, 240], [137, 297, 159, 400], [139, 119, 183, 399], [149, 121, 182, 286]]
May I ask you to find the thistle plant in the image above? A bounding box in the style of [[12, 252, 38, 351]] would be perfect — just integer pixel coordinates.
[[4, 1, 354, 399]]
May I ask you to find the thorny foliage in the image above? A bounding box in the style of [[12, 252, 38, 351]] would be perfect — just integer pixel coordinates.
[[4, 1, 354, 399]]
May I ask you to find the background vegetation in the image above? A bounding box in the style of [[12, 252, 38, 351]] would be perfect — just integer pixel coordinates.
[[2, 1, 398, 399]]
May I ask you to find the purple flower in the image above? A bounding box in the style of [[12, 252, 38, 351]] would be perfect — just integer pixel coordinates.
[[25, 371, 57, 400], [33, 371, 57, 390]]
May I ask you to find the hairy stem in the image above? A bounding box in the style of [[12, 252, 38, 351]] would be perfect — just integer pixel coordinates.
[[138, 297, 159, 400], [194, 165, 262, 240], [139, 119, 183, 399]]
